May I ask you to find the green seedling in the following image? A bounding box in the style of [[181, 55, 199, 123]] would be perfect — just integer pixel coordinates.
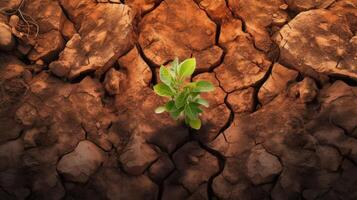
[[154, 57, 214, 130]]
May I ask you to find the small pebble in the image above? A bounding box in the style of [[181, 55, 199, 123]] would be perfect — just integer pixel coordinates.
[[279, 4, 288, 10]]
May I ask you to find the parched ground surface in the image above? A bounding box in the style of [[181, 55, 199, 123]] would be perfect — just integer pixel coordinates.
[[0, 0, 357, 199]]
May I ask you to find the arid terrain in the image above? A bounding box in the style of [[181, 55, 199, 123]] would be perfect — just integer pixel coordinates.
[[0, 0, 357, 199]]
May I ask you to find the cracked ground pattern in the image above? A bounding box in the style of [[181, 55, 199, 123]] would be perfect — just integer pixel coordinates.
[[0, 0, 357, 199]]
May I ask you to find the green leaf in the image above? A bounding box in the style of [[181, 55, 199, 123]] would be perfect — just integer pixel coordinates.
[[190, 102, 203, 114], [195, 98, 209, 107], [189, 118, 201, 130], [184, 102, 200, 120], [170, 107, 184, 120], [159, 66, 172, 86], [179, 58, 196, 78], [165, 101, 175, 112], [175, 89, 189, 108], [155, 106, 166, 113], [171, 58, 179, 75], [193, 81, 214, 92], [154, 83, 174, 97]]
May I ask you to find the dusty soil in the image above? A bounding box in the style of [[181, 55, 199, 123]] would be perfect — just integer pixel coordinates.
[[0, 0, 357, 199]]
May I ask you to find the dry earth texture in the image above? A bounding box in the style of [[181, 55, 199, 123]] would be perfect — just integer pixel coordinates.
[[0, 0, 357, 199]]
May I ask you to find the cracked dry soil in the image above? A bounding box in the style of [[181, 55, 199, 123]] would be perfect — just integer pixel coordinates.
[[0, 0, 357, 199]]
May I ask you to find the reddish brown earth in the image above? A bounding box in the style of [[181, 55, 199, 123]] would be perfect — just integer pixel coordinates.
[[0, 0, 357, 199]]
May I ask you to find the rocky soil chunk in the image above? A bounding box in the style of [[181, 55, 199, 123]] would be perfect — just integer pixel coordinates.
[[92, 168, 158, 200], [0, 117, 22, 144], [215, 18, 271, 92], [148, 154, 174, 183], [329, 0, 357, 32], [28, 30, 65, 62], [324, 159, 357, 200], [193, 46, 224, 72], [29, 166, 66, 200], [0, 55, 26, 143], [161, 185, 190, 200], [163, 142, 219, 196], [289, 77, 318, 103], [125, 0, 159, 13], [139, 0, 218, 68], [228, 0, 289, 52], [258, 63, 298, 105], [227, 88, 255, 113], [219, 19, 248, 44], [0, 0, 21, 9], [187, 183, 209, 200], [61, 19, 77, 41], [0, 55, 26, 109], [0, 21, 15, 51], [22, 0, 66, 33], [96, 0, 121, 3], [50, 1, 135, 79], [209, 118, 256, 160], [285, 0, 336, 12], [0, 139, 32, 199], [246, 145, 282, 185], [275, 9, 357, 80], [57, 140, 106, 183], [103, 68, 125, 95], [316, 146, 342, 171], [0, 139, 23, 172], [119, 135, 159, 175], [195, 0, 232, 22]]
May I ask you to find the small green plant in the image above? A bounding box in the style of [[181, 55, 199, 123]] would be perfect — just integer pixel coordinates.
[[154, 58, 214, 130]]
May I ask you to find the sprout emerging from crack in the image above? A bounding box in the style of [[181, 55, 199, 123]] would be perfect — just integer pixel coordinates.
[[154, 58, 214, 130]]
